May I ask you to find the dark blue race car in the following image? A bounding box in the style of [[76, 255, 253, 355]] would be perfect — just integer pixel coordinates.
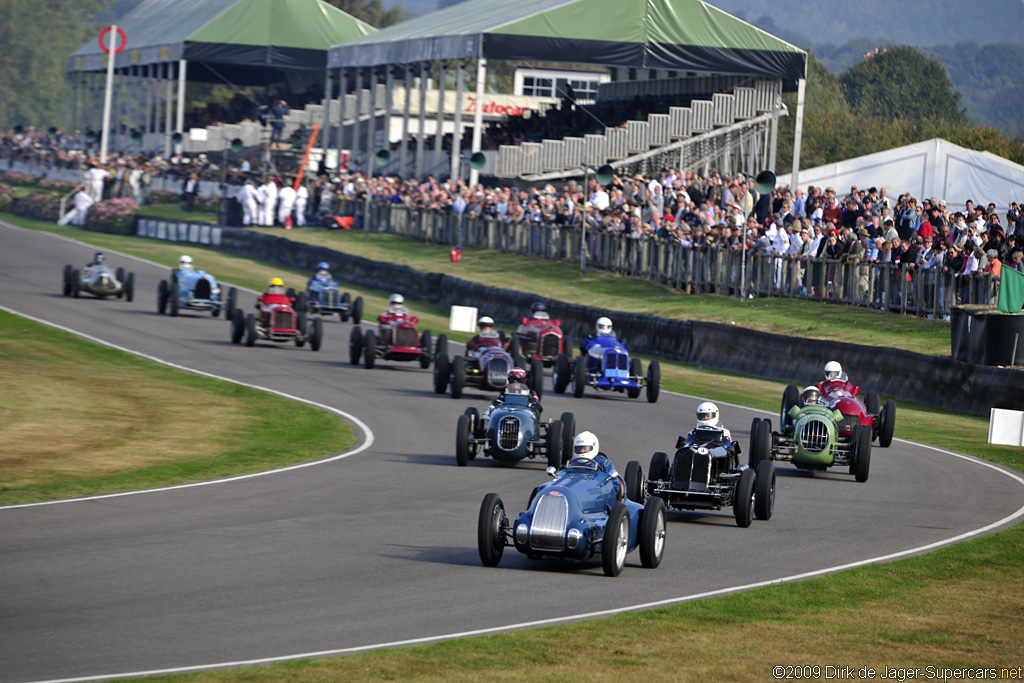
[[299, 269, 363, 323], [552, 335, 660, 402], [477, 457, 667, 576]]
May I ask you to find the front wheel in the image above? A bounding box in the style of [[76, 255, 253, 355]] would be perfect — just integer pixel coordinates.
[[602, 504, 630, 577], [230, 308, 245, 344], [854, 424, 872, 483], [308, 317, 323, 351], [781, 384, 800, 429], [435, 333, 448, 357], [419, 330, 433, 369], [71, 270, 80, 298], [649, 451, 669, 481], [363, 329, 376, 368], [509, 336, 521, 360], [749, 419, 771, 468], [349, 325, 363, 365], [624, 460, 644, 503], [123, 273, 135, 303], [62, 264, 73, 296], [339, 292, 351, 321], [627, 358, 643, 399], [225, 287, 237, 320], [294, 312, 307, 347], [351, 296, 364, 325], [572, 355, 586, 398], [529, 358, 545, 400], [879, 399, 896, 448], [733, 468, 755, 528], [157, 280, 169, 314], [477, 493, 506, 567], [553, 354, 570, 394], [646, 361, 661, 403], [434, 352, 450, 394], [754, 460, 776, 520], [559, 412, 576, 463], [167, 275, 178, 316], [451, 356, 466, 398], [639, 496, 666, 569], [244, 313, 257, 347]]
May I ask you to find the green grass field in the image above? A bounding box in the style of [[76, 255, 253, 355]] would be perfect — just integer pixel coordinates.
[[2, 212, 1021, 681]]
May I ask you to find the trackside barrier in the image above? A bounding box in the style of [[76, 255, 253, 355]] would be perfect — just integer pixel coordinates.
[[133, 214, 1024, 415]]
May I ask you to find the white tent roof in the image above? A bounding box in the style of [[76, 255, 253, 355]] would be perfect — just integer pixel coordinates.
[[777, 138, 1024, 213]]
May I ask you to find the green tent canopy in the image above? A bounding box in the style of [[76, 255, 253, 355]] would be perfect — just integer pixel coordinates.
[[328, 0, 805, 80], [69, 0, 375, 84]]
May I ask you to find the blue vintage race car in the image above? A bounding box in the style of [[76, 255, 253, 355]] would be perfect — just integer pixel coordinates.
[[478, 457, 667, 576], [552, 335, 660, 402], [157, 267, 235, 317], [456, 387, 575, 467], [301, 272, 363, 323]]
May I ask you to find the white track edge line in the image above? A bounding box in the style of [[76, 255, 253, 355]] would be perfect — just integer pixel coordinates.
[[0, 305, 374, 510]]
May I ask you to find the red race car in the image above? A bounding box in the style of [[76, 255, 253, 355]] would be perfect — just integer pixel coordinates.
[[509, 302, 565, 367], [230, 290, 323, 351], [349, 309, 447, 369], [781, 361, 896, 447]]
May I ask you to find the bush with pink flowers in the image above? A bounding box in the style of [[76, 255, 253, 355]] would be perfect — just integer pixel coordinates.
[[0, 184, 13, 212], [147, 189, 180, 205], [84, 197, 138, 235], [0, 171, 39, 187], [11, 192, 63, 221]]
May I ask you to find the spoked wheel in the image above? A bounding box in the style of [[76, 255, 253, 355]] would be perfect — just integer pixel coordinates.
[[602, 504, 630, 577], [477, 493, 507, 567], [639, 496, 667, 569]]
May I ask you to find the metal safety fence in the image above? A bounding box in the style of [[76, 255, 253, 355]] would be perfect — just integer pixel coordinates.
[[345, 201, 1000, 317]]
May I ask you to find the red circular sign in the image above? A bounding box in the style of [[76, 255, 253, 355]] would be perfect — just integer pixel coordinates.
[[98, 27, 127, 55]]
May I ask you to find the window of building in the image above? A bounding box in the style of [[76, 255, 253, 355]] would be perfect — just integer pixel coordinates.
[[522, 76, 554, 97]]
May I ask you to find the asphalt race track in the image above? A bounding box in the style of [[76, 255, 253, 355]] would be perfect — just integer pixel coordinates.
[[1, 222, 1022, 683]]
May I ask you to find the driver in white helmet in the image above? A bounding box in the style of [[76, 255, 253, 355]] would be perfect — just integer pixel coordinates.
[[579, 316, 615, 355], [823, 360, 846, 383], [570, 431, 623, 501], [384, 293, 407, 316], [177, 255, 194, 271], [801, 386, 825, 406], [687, 401, 732, 443], [467, 315, 502, 355]]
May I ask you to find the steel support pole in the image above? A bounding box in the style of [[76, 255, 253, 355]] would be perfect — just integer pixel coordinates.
[[469, 57, 487, 187]]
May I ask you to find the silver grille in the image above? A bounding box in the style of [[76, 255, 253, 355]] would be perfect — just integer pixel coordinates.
[[395, 327, 417, 348], [323, 289, 339, 307], [498, 416, 521, 450], [799, 418, 830, 454], [487, 357, 510, 385], [272, 310, 294, 330], [540, 333, 561, 357], [530, 492, 568, 551]]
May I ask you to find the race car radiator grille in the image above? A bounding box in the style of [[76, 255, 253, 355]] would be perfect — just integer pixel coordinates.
[[799, 419, 830, 454], [671, 449, 710, 490], [607, 351, 629, 370], [272, 310, 294, 330], [323, 290, 339, 307], [395, 327, 417, 348], [194, 277, 211, 299], [530, 493, 568, 551], [540, 333, 561, 357], [498, 416, 521, 450], [487, 357, 510, 385]]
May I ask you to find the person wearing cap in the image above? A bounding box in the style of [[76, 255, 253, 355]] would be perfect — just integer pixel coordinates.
[[1010, 251, 1024, 272]]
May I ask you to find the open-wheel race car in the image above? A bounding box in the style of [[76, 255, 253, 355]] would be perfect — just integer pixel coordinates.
[[455, 386, 575, 467], [229, 299, 322, 351], [349, 311, 446, 369], [800, 372, 896, 448], [553, 335, 660, 403], [477, 457, 667, 576], [750, 384, 876, 482], [508, 303, 565, 367], [436, 336, 543, 399], [62, 259, 134, 301], [157, 256, 235, 317], [624, 426, 775, 528], [296, 266, 363, 323]]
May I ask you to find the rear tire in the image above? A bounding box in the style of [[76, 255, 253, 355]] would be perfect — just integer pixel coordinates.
[[230, 308, 245, 343], [295, 292, 307, 315], [435, 333, 448, 357], [434, 352, 450, 394], [855, 425, 872, 482], [559, 412, 575, 463], [649, 451, 669, 481], [733, 468, 755, 528], [451, 355, 466, 398], [167, 274, 178, 316], [879, 399, 896, 448], [348, 324, 363, 365], [749, 419, 771, 468], [529, 359, 545, 400], [363, 329, 376, 368], [572, 355, 586, 398], [124, 272, 134, 303], [602, 504, 630, 577], [781, 385, 800, 429], [754, 460, 776, 520], [624, 460, 644, 503], [157, 280, 169, 314], [646, 361, 661, 403], [546, 420, 563, 468], [509, 336, 521, 360], [477, 493, 506, 567], [71, 270, 80, 298], [456, 414, 471, 467], [339, 291, 351, 321], [639, 496, 666, 569], [295, 313, 307, 347], [225, 287, 237, 320], [866, 390, 880, 416], [553, 353, 570, 394], [62, 265, 73, 296]]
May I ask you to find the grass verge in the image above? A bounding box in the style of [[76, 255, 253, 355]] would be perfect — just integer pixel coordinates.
[[0, 311, 355, 505]]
